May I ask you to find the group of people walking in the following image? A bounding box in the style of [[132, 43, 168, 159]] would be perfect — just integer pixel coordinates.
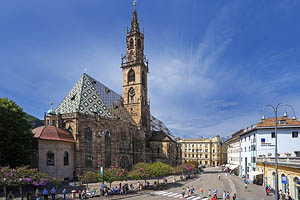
[[180, 187, 237, 200]]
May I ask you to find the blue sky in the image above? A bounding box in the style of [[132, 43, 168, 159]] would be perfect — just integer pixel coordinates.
[[1, 0, 300, 138]]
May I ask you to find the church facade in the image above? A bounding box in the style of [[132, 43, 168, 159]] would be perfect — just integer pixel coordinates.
[[38, 7, 181, 179]]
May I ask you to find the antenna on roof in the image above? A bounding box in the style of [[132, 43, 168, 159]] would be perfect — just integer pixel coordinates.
[[84, 67, 88, 73]]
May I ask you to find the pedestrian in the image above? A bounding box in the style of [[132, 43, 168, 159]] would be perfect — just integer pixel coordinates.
[[78, 189, 82, 199], [208, 189, 212, 199], [181, 188, 185, 199], [35, 189, 39, 199], [279, 190, 283, 199], [226, 191, 230, 199], [199, 188, 204, 197], [218, 174, 221, 180], [62, 188, 67, 200], [244, 182, 248, 190], [223, 191, 226, 200], [213, 188, 217, 198], [7, 191, 14, 200], [232, 193, 237, 200], [191, 186, 195, 196], [186, 187, 190, 197], [50, 187, 56, 200], [42, 188, 48, 200]]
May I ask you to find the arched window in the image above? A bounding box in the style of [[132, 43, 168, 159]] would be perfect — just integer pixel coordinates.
[[120, 156, 130, 170], [47, 150, 55, 166], [85, 128, 93, 167], [128, 87, 135, 103], [64, 151, 69, 166], [137, 39, 141, 49], [105, 133, 111, 167], [129, 38, 134, 49], [128, 69, 135, 82], [142, 72, 146, 87]]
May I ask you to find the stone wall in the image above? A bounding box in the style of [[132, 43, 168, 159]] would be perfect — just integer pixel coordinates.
[[38, 140, 75, 180]]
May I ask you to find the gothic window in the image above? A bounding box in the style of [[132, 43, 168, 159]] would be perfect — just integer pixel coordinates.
[[128, 69, 135, 82], [105, 133, 111, 167], [120, 156, 129, 170], [47, 150, 55, 166], [64, 151, 69, 166], [137, 39, 141, 49], [142, 72, 146, 87], [129, 38, 134, 49], [128, 87, 135, 103], [85, 128, 93, 168]]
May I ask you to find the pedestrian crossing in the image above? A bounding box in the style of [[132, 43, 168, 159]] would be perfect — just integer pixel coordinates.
[[151, 191, 208, 199]]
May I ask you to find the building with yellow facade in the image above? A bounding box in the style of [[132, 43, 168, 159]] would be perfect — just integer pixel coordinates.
[[256, 157, 300, 200], [178, 135, 227, 167]]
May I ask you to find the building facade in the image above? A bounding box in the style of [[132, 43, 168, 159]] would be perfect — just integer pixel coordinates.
[[256, 157, 300, 200], [240, 116, 300, 180], [178, 135, 227, 167], [225, 129, 243, 175], [36, 6, 181, 179], [33, 126, 75, 180]]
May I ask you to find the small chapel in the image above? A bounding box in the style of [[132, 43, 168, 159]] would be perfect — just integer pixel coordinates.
[[32, 5, 182, 180]]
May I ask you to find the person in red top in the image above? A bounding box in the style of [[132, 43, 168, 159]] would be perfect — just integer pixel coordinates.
[[78, 190, 82, 199]]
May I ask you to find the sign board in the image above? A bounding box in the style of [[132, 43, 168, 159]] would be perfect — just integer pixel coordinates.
[[100, 167, 104, 176], [260, 138, 275, 147], [281, 176, 287, 184]]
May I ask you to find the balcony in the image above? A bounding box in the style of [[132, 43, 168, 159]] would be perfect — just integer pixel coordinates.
[[257, 157, 300, 168]]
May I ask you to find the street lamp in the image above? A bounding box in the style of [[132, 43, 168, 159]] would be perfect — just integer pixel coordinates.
[[99, 129, 110, 185], [261, 103, 297, 200]]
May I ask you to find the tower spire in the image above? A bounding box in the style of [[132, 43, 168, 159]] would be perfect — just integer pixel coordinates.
[[130, 1, 140, 33]]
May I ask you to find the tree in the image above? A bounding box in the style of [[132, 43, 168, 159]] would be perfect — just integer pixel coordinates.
[[0, 97, 35, 167], [0, 166, 48, 200], [171, 165, 187, 175], [150, 162, 171, 184], [104, 167, 127, 188], [128, 163, 152, 183], [79, 171, 99, 188]]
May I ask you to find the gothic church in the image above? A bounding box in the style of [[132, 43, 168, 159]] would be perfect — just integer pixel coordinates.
[[33, 6, 181, 180]]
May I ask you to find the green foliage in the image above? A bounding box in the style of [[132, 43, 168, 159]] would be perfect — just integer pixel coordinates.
[[79, 171, 99, 184], [128, 163, 151, 182], [150, 162, 171, 178], [186, 160, 197, 168], [0, 97, 35, 167], [104, 167, 127, 187], [171, 165, 187, 175]]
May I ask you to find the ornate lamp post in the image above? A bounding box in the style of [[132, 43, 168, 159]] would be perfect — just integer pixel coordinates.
[[261, 103, 297, 200]]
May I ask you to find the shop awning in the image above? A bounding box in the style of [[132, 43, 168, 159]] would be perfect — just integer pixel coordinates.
[[229, 165, 239, 170], [249, 171, 263, 177]]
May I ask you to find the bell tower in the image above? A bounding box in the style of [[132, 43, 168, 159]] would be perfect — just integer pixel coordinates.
[[121, 4, 150, 130]]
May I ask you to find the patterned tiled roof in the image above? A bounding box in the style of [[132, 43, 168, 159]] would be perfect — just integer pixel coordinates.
[[55, 73, 122, 118], [150, 115, 176, 142]]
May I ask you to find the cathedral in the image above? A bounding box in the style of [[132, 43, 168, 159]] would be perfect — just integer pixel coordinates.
[[33, 6, 182, 180]]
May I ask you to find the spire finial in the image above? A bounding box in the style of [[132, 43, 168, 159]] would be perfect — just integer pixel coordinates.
[[130, 1, 140, 33], [133, 0, 136, 8]]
